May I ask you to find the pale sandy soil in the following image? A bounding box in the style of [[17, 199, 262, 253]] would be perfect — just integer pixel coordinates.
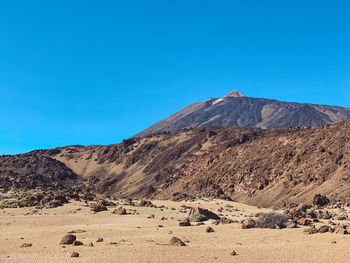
[[0, 199, 349, 263]]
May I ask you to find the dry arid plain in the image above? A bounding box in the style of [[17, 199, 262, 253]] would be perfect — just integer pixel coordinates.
[[1, 198, 349, 263]]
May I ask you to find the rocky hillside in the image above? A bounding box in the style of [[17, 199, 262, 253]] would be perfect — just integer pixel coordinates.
[[135, 91, 350, 137], [1, 122, 350, 207]]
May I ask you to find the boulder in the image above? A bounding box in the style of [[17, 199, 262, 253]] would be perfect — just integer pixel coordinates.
[[90, 200, 107, 212], [288, 204, 308, 218], [317, 225, 332, 233], [187, 207, 220, 222], [73, 240, 83, 246], [313, 194, 330, 207], [113, 207, 127, 215], [59, 234, 76, 245], [169, 237, 186, 246]]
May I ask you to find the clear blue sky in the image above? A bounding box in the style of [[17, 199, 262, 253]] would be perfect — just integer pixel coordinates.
[[1, 0, 349, 155]]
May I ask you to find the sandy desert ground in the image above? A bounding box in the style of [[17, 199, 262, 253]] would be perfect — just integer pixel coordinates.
[[0, 199, 349, 263]]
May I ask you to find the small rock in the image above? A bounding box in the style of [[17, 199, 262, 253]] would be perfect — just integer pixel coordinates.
[[231, 250, 238, 256], [169, 237, 186, 246], [73, 240, 83, 246], [71, 252, 79, 257], [88, 242, 94, 247], [206, 226, 214, 233], [96, 238, 103, 242], [20, 243, 32, 248]]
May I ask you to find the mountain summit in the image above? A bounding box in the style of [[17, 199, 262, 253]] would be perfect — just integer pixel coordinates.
[[223, 90, 247, 98], [135, 91, 350, 137]]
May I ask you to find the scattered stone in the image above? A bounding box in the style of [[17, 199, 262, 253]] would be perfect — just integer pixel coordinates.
[[59, 234, 76, 245], [73, 240, 83, 246], [109, 242, 118, 245], [96, 238, 103, 242], [231, 250, 238, 256], [71, 252, 79, 257], [206, 226, 214, 233], [20, 243, 32, 248], [169, 237, 186, 246], [88, 242, 94, 247]]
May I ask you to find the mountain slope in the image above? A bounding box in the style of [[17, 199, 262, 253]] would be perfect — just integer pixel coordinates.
[[135, 91, 350, 137], [2, 122, 349, 207]]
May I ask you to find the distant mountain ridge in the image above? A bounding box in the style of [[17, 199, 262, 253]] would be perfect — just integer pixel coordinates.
[[135, 91, 350, 137]]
